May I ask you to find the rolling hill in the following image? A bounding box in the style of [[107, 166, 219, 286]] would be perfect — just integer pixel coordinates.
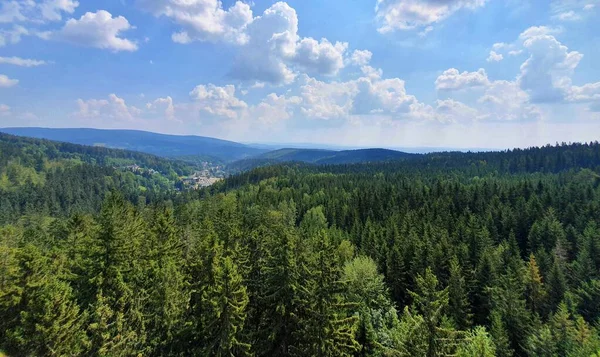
[[0, 127, 266, 162], [227, 147, 419, 172]]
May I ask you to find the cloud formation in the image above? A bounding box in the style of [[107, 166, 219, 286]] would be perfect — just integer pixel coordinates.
[[138, 0, 253, 44], [75, 94, 141, 121], [375, 0, 487, 32], [0, 0, 78, 23], [54, 10, 138, 52], [0, 73, 18, 87], [0, 56, 46, 66], [435, 68, 490, 91]]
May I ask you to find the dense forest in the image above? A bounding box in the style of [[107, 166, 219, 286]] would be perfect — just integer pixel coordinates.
[[2, 138, 600, 356], [0, 133, 195, 224]]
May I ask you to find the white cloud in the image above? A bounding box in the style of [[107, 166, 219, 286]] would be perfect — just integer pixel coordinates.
[[435, 68, 489, 91], [350, 49, 372, 66], [229, 2, 349, 85], [75, 94, 141, 121], [146, 96, 177, 121], [298, 69, 428, 121], [553, 10, 581, 21], [375, 0, 487, 32], [292, 37, 348, 76], [39, 0, 79, 22], [0, 0, 78, 23], [418, 25, 433, 37], [508, 49, 523, 56], [252, 93, 302, 124], [0, 74, 18, 87], [0, 1, 26, 23], [518, 31, 583, 103], [492, 42, 508, 50], [229, 2, 298, 85], [478, 80, 541, 121], [0, 56, 46, 66], [519, 26, 561, 40], [189, 84, 248, 119], [138, 0, 253, 45], [487, 51, 503, 62], [0, 25, 29, 47], [53, 10, 138, 52], [434, 99, 478, 123], [299, 75, 356, 119], [584, 4, 595, 10], [568, 82, 600, 111]]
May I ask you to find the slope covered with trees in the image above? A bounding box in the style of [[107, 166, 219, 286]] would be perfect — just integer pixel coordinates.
[[0, 133, 195, 224], [2, 139, 600, 356]]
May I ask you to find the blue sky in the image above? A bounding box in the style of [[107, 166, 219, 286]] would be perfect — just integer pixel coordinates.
[[1, 0, 600, 148]]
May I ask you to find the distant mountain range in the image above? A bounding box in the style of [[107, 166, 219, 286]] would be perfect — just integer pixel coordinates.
[[0, 127, 265, 162], [0, 127, 419, 169]]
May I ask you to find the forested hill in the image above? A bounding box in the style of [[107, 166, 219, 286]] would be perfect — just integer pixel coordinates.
[[0, 133, 195, 223], [227, 147, 418, 172], [0, 127, 266, 162], [220, 141, 600, 190], [3, 140, 600, 356]]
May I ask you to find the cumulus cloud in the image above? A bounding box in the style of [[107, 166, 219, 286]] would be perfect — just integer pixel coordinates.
[[519, 26, 561, 40], [299, 75, 357, 119], [75, 94, 141, 121], [229, 2, 298, 85], [53, 10, 138, 52], [478, 80, 541, 121], [189, 84, 248, 119], [435, 68, 489, 91], [298, 68, 429, 121], [0, 56, 46, 66], [230, 2, 349, 85], [375, 0, 487, 32], [292, 37, 348, 76], [146, 96, 177, 121], [142, 2, 348, 85], [350, 49, 373, 66], [518, 30, 583, 103], [0, 74, 18, 87], [434, 99, 478, 123], [568, 82, 600, 111], [487, 51, 503, 62], [252, 93, 302, 124], [138, 0, 253, 45]]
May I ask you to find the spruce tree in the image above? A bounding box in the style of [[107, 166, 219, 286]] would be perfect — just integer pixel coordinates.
[[448, 258, 472, 330], [408, 267, 449, 357]]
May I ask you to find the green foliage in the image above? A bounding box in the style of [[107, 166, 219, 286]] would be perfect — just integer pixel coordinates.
[[2, 139, 600, 356]]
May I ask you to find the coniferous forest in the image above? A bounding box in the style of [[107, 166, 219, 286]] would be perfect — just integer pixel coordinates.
[[3, 133, 600, 356]]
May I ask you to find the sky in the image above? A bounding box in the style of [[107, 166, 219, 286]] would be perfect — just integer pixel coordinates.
[[1, 0, 600, 149]]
